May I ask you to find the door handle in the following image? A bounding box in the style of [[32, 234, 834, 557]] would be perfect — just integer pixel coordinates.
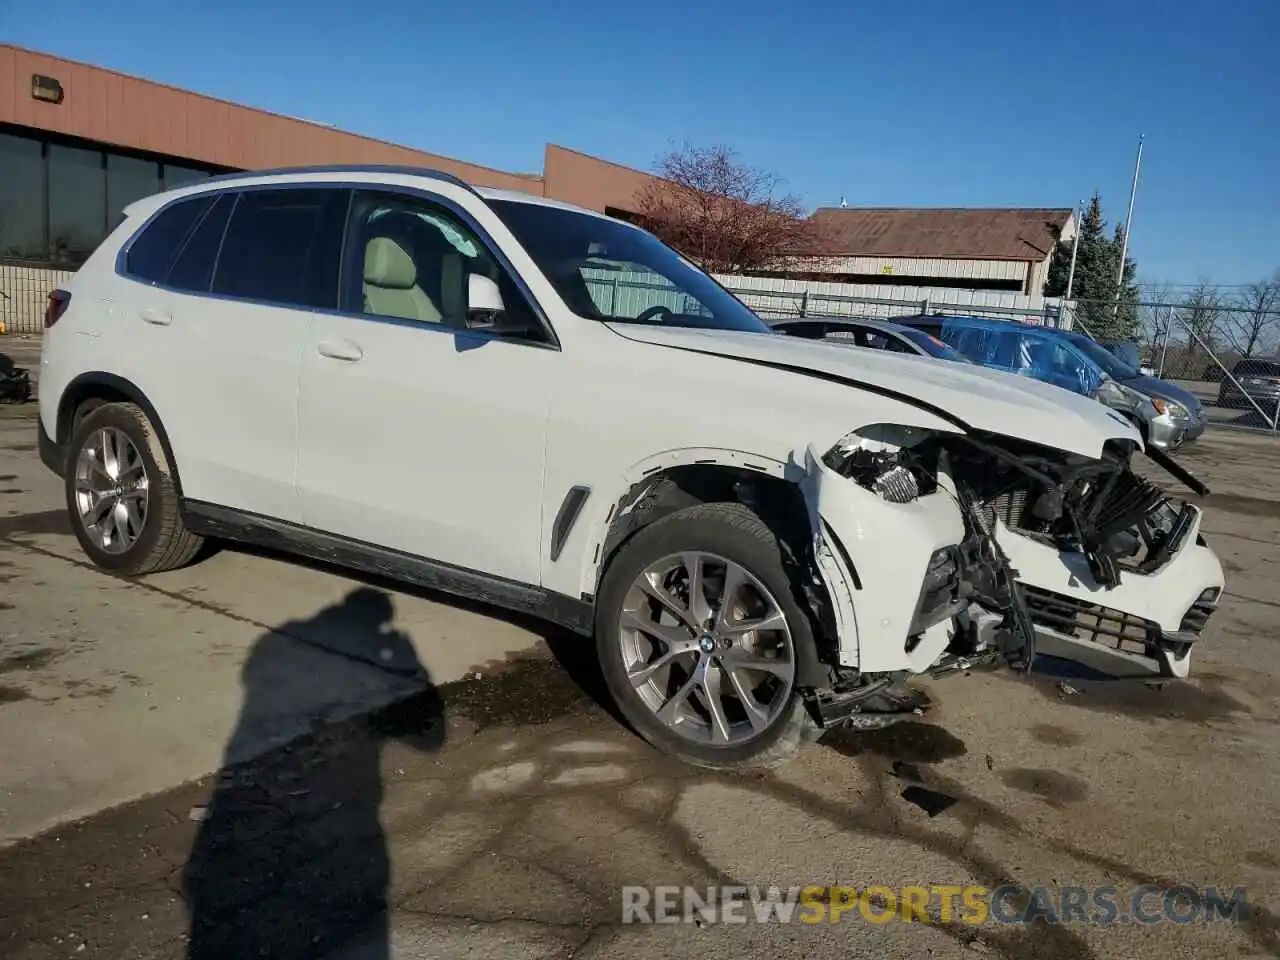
[[140, 309, 172, 326], [316, 338, 363, 362]]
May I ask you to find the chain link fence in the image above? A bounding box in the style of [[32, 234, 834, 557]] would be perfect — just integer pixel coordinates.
[[1070, 296, 1280, 433], [0, 262, 75, 336], [714, 274, 1067, 327]]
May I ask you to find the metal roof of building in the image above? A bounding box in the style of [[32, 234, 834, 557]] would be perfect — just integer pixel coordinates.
[[810, 207, 1074, 260]]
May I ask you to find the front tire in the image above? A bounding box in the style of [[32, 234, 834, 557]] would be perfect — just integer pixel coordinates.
[[595, 501, 819, 770], [65, 402, 203, 575]]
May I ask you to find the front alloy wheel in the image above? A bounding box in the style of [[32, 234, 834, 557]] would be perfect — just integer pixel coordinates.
[[619, 551, 796, 746], [596, 501, 818, 769]]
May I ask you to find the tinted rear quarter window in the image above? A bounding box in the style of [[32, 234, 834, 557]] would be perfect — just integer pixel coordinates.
[[124, 196, 214, 283], [211, 188, 347, 309], [167, 194, 234, 293]]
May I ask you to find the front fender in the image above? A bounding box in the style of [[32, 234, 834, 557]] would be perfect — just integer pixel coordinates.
[[541, 447, 792, 601], [802, 443, 967, 673]]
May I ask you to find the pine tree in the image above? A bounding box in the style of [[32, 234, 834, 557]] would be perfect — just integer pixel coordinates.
[[1110, 222, 1140, 338], [1044, 192, 1140, 341]]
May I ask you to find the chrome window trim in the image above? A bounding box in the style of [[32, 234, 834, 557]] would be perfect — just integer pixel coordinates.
[[113, 179, 562, 352]]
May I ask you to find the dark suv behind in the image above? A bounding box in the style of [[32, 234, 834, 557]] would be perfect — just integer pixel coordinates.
[[1217, 358, 1280, 413]]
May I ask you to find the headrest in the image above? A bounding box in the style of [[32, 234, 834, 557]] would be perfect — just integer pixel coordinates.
[[363, 237, 417, 289]]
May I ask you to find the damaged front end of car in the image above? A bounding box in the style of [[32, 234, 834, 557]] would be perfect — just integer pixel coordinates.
[[803, 421, 1225, 730]]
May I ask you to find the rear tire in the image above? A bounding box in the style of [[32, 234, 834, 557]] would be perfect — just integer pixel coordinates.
[[595, 501, 819, 770], [65, 402, 203, 575]]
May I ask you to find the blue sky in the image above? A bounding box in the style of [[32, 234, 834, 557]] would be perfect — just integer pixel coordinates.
[[5, 0, 1277, 284]]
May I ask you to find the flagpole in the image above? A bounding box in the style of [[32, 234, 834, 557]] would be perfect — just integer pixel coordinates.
[[1112, 134, 1144, 320], [1064, 199, 1085, 300]]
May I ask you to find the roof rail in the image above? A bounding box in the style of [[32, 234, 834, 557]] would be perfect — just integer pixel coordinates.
[[195, 164, 479, 196]]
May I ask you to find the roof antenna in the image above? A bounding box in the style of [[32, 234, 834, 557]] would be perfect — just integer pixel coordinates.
[[839, 196, 848, 208]]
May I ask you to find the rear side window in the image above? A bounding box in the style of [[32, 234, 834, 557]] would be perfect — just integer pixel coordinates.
[[167, 193, 234, 293], [907, 319, 944, 337], [124, 196, 214, 283], [822, 325, 862, 343], [862, 330, 914, 353], [211, 188, 347, 309]]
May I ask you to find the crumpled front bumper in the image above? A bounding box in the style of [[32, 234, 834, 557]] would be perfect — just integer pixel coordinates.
[[995, 506, 1224, 677], [804, 443, 1226, 681]]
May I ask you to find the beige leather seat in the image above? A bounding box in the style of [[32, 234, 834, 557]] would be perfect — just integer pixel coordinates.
[[362, 235, 443, 324]]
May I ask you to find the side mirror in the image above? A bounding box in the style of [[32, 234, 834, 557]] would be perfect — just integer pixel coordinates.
[[465, 273, 528, 334]]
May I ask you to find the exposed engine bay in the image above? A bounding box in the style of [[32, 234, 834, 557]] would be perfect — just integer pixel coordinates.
[[812, 425, 1218, 726]]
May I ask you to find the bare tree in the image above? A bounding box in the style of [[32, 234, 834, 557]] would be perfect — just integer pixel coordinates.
[[636, 143, 823, 274], [1223, 270, 1280, 359], [1137, 281, 1175, 357], [1176, 281, 1227, 352], [1160, 280, 1231, 379]]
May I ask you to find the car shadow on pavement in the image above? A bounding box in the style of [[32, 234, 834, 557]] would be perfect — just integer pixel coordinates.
[[181, 586, 445, 960]]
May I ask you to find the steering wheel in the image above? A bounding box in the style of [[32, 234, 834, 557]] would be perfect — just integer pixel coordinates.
[[634, 304, 676, 324]]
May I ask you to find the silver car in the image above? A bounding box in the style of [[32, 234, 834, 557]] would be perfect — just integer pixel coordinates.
[[768, 316, 976, 363]]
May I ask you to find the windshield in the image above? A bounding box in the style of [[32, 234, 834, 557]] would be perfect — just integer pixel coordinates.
[[485, 199, 771, 333], [1062, 330, 1139, 379], [898, 327, 974, 363]]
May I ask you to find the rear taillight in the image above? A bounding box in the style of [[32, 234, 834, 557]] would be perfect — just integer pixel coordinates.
[[45, 289, 71, 329]]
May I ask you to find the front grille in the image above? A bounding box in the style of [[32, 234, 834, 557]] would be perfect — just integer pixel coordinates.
[[1082, 472, 1166, 540], [990, 487, 1030, 529], [1022, 585, 1156, 657], [987, 471, 1188, 577]]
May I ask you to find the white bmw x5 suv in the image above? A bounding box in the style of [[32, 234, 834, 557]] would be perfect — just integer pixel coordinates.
[[38, 166, 1225, 768]]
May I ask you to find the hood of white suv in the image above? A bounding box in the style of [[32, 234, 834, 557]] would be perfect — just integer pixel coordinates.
[[607, 324, 1141, 459]]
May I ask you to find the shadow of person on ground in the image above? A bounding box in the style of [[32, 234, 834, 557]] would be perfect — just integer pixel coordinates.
[[182, 586, 445, 960]]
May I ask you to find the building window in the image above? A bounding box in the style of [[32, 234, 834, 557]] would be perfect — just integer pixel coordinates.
[[0, 133, 46, 262], [47, 143, 107, 267], [108, 154, 162, 230], [163, 164, 212, 192], [0, 125, 231, 268]]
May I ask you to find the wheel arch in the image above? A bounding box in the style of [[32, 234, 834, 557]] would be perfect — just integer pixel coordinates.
[[57, 373, 185, 498], [577, 450, 840, 688]]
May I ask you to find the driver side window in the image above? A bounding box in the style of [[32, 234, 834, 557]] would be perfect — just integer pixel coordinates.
[[578, 258, 713, 321], [340, 190, 539, 336]]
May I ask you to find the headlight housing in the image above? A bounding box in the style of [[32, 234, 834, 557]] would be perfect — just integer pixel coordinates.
[[825, 424, 934, 503], [828, 423, 932, 457], [1092, 378, 1151, 415], [1143, 396, 1189, 419]]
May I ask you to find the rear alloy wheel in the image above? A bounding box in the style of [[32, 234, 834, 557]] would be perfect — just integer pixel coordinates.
[[73, 425, 150, 555], [65, 402, 204, 575], [596, 502, 817, 769]]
